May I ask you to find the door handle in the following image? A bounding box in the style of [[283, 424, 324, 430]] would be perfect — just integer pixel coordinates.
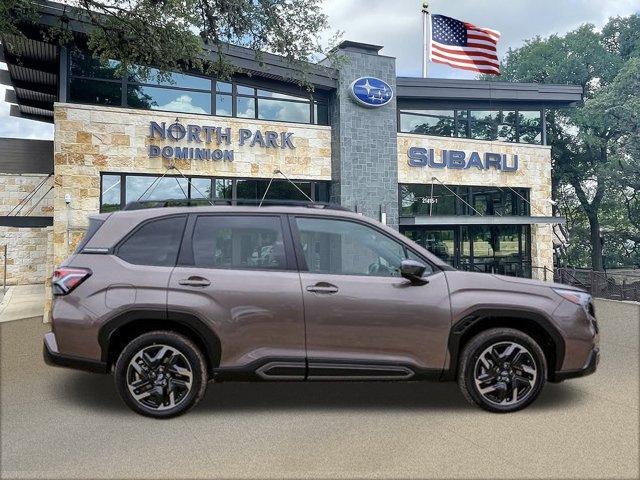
[[178, 276, 211, 287], [306, 283, 339, 294]]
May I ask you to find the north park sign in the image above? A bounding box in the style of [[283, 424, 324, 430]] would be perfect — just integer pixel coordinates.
[[407, 147, 519, 172], [148, 120, 295, 161]]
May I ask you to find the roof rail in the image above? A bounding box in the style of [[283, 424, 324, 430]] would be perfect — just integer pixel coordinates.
[[122, 198, 351, 212]]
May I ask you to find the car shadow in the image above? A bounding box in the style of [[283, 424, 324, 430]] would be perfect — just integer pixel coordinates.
[[61, 372, 583, 414]]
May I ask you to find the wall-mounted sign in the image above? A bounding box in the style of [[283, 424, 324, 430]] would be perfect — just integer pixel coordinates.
[[408, 147, 518, 172], [349, 77, 393, 108], [148, 121, 295, 161]]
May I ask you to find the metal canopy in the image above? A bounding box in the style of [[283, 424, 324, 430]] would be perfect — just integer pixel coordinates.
[[399, 215, 566, 226], [396, 77, 583, 108]]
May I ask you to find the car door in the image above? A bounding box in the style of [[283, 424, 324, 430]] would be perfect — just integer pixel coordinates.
[[291, 215, 452, 379], [167, 213, 306, 379]]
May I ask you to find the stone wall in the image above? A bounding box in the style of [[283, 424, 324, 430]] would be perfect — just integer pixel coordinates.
[[0, 174, 53, 285], [397, 134, 554, 279]]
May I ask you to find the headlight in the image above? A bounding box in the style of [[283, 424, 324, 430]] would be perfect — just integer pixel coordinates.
[[552, 288, 591, 306]]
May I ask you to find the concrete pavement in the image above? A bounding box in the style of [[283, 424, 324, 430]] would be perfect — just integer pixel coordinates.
[[1, 299, 638, 479], [0, 284, 45, 323]]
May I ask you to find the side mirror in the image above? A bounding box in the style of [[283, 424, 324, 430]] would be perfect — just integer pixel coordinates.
[[400, 259, 429, 285]]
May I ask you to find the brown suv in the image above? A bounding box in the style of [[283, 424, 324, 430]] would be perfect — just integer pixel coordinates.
[[44, 204, 599, 418]]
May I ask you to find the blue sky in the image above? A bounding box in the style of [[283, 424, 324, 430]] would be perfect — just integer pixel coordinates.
[[1, 0, 639, 140]]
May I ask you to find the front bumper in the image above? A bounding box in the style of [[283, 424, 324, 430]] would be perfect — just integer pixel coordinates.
[[551, 347, 599, 382], [43, 332, 108, 374]]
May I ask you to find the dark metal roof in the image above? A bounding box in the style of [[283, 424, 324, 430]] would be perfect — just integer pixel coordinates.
[[396, 77, 583, 108], [0, 138, 54, 174], [0, 34, 59, 122]]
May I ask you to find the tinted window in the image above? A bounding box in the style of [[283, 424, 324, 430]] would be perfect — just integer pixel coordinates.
[[118, 216, 186, 266], [74, 218, 105, 254], [127, 85, 211, 114], [192, 216, 286, 270], [296, 218, 432, 277], [69, 78, 122, 106]]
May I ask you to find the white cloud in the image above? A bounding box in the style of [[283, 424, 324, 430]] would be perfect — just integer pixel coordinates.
[[154, 94, 209, 114]]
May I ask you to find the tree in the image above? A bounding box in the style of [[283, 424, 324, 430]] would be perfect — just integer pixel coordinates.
[[1, 0, 334, 87], [486, 16, 640, 270]]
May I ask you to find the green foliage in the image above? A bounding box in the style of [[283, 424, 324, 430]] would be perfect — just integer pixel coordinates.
[[484, 15, 640, 269], [2, 0, 335, 89]]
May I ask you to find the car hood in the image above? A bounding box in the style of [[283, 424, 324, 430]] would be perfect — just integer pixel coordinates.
[[443, 270, 586, 296]]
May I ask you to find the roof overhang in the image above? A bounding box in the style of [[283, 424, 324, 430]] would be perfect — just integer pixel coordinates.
[[400, 215, 566, 226], [396, 77, 583, 109]]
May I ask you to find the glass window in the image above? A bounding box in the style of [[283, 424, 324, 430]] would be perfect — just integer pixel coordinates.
[[314, 182, 330, 203], [127, 85, 211, 114], [469, 110, 497, 140], [128, 66, 210, 90], [215, 93, 232, 116], [101, 175, 121, 212], [400, 184, 457, 217], [214, 179, 233, 200], [236, 97, 255, 118], [518, 111, 542, 144], [190, 178, 212, 199], [237, 85, 255, 95], [216, 81, 232, 93], [192, 216, 286, 270], [497, 111, 517, 142], [258, 180, 311, 201], [256, 89, 306, 101], [126, 176, 189, 203], [258, 98, 310, 123], [69, 78, 122, 106], [117, 216, 186, 266], [296, 218, 431, 277], [70, 49, 121, 79], [314, 102, 329, 125], [455, 110, 469, 137], [236, 179, 258, 201], [400, 110, 455, 136]]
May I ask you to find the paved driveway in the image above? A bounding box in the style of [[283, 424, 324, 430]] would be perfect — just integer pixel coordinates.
[[1, 299, 638, 479]]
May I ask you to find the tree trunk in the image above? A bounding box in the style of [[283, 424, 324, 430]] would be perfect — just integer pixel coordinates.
[[587, 211, 604, 271]]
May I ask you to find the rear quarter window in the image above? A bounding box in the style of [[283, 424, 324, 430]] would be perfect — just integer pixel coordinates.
[[117, 216, 186, 266]]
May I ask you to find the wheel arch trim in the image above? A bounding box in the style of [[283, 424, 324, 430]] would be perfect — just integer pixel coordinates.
[[443, 307, 565, 380], [97, 308, 221, 371]]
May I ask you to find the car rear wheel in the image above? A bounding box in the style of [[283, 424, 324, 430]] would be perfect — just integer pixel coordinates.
[[115, 331, 207, 418], [458, 328, 547, 413]]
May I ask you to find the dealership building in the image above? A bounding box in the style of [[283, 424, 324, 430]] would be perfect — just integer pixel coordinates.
[[0, 1, 582, 295]]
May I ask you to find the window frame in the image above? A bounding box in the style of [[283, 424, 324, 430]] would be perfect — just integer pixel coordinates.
[[177, 213, 298, 272], [288, 214, 438, 277], [66, 48, 329, 125], [99, 172, 331, 212]]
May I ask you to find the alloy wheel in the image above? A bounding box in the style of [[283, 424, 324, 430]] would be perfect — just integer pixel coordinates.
[[473, 341, 538, 406], [126, 344, 193, 411]]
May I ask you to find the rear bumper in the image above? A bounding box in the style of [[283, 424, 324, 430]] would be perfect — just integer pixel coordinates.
[[551, 347, 599, 382], [43, 332, 108, 374]]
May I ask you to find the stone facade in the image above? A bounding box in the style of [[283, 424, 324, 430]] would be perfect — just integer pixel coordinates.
[[52, 103, 332, 265], [397, 133, 554, 278], [324, 48, 399, 228], [0, 174, 53, 285]]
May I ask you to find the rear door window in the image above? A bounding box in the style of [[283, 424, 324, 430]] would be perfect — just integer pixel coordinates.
[[117, 216, 186, 266], [192, 215, 287, 270]]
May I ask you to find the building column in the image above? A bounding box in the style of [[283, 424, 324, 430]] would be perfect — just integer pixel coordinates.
[[322, 42, 399, 229]]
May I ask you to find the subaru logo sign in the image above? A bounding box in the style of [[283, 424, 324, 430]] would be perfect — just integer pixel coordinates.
[[349, 77, 393, 108]]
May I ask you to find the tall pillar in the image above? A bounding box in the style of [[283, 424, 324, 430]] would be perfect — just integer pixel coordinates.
[[323, 41, 399, 229]]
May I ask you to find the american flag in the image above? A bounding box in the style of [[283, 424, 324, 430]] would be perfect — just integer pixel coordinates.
[[429, 14, 501, 75]]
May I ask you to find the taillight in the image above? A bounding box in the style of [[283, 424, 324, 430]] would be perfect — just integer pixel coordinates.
[[52, 267, 92, 296]]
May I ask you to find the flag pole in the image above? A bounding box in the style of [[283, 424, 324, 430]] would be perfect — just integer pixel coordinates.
[[422, 2, 430, 77]]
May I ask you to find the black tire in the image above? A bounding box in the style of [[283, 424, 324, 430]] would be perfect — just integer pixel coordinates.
[[115, 331, 207, 419], [457, 328, 547, 413]]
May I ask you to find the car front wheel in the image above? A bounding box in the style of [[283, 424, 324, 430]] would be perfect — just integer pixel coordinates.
[[458, 328, 547, 413], [115, 331, 207, 418]]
